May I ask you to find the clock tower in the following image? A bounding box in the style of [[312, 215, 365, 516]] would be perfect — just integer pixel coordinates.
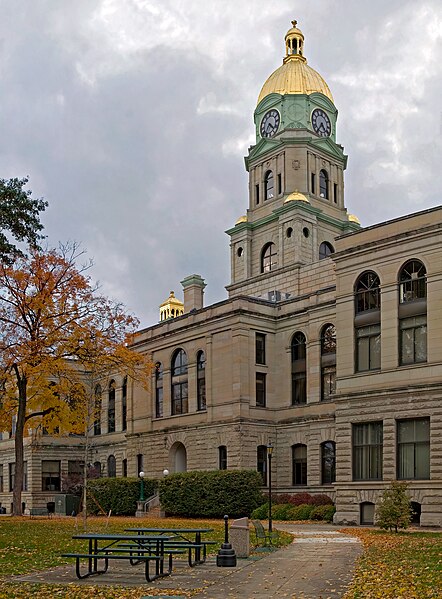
[[226, 21, 359, 297]]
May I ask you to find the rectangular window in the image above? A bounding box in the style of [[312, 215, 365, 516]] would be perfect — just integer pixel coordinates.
[[257, 446, 267, 485], [42, 460, 61, 491], [333, 183, 338, 203], [277, 173, 282, 195], [291, 372, 307, 404], [400, 316, 427, 365], [155, 386, 163, 418], [256, 373, 266, 407], [353, 422, 383, 480], [255, 184, 260, 205], [219, 446, 227, 470], [0, 464, 3, 492], [9, 462, 27, 491], [197, 377, 206, 411], [311, 172, 316, 194], [255, 333, 266, 365], [321, 366, 336, 401], [172, 382, 188, 415], [397, 418, 430, 480], [136, 454, 143, 475], [356, 325, 381, 371], [122, 459, 128, 477]]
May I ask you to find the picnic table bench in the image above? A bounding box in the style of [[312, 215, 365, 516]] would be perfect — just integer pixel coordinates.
[[124, 527, 216, 567], [29, 507, 50, 518], [62, 533, 176, 582]]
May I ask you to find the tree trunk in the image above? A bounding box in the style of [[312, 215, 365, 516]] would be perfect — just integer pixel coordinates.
[[13, 372, 27, 515]]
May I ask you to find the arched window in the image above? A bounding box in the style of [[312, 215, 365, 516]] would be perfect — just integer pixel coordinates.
[[398, 260, 427, 365], [93, 384, 102, 436], [291, 332, 307, 405], [399, 260, 426, 303], [264, 170, 274, 200], [107, 380, 116, 433], [219, 446, 227, 470], [355, 271, 381, 314], [319, 241, 334, 260], [257, 445, 267, 485], [172, 349, 188, 376], [93, 461, 102, 477], [197, 351, 206, 411], [171, 349, 188, 415], [292, 444, 307, 485], [107, 455, 116, 478], [354, 272, 381, 372], [121, 376, 127, 431], [319, 170, 329, 199], [321, 324, 336, 401], [155, 362, 163, 418], [261, 242, 277, 273], [321, 441, 336, 484]]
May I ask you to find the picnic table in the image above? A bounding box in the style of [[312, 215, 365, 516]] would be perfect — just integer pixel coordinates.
[[124, 527, 215, 566], [62, 533, 176, 582]]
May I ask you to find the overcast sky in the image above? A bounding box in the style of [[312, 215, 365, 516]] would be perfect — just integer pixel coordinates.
[[1, 1, 441, 327]]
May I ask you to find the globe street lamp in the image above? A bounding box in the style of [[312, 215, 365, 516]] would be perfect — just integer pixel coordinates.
[[267, 441, 274, 534], [139, 471, 145, 502], [163, 469, 169, 477]]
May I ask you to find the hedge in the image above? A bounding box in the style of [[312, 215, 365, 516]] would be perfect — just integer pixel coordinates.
[[251, 502, 336, 523], [86, 477, 157, 516], [159, 470, 263, 518]]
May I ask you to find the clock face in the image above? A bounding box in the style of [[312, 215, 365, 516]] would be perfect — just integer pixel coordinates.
[[260, 109, 280, 138], [311, 108, 331, 137]]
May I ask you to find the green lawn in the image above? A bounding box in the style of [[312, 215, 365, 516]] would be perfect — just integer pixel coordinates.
[[0, 516, 289, 598], [342, 528, 442, 599]]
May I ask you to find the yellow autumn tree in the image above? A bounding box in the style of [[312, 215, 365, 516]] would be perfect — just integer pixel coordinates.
[[0, 243, 150, 515]]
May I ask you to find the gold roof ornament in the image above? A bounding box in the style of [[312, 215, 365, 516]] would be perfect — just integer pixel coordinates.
[[284, 191, 310, 203], [348, 214, 361, 224], [159, 291, 184, 322], [235, 215, 248, 225], [257, 20, 333, 104]]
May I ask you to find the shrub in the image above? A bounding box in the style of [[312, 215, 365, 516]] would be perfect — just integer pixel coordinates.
[[310, 504, 336, 522], [272, 504, 293, 520], [376, 481, 412, 532], [251, 503, 269, 520], [287, 504, 314, 520], [309, 494, 334, 506], [87, 477, 157, 516], [288, 492, 313, 505], [159, 470, 263, 518]]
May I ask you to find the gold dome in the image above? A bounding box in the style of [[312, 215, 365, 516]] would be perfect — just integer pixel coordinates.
[[257, 20, 333, 105], [235, 215, 247, 225], [348, 214, 361, 224], [284, 191, 309, 203], [159, 291, 184, 322]]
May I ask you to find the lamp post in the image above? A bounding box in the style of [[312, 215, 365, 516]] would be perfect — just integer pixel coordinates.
[[267, 441, 273, 534], [139, 471, 145, 502]]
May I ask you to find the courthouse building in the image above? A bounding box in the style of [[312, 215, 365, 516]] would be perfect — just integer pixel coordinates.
[[1, 21, 441, 526]]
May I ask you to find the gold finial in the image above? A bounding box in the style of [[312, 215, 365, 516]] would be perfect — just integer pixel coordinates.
[[291, 20, 297, 28]]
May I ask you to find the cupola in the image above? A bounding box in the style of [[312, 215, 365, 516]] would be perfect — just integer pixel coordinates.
[[257, 20, 333, 105], [159, 291, 184, 322]]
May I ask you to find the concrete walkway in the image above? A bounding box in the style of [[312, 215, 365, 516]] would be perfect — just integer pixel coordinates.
[[12, 524, 362, 598]]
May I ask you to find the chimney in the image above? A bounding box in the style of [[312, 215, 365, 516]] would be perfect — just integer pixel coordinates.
[[180, 274, 206, 313]]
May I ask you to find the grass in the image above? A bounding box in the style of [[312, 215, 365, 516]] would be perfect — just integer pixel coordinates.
[[342, 528, 442, 599], [0, 515, 290, 598], [1, 517, 439, 598]]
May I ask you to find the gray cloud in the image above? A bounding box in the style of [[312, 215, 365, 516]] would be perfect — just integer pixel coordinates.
[[0, 1, 440, 326]]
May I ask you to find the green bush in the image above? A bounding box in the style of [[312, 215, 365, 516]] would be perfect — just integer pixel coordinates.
[[287, 504, 314, 520], [252, 502, 334, 522], [376, 481, 412, 532], [159, 470, 263, 518], [251, 502, 269, 520], [87, 477, 157, 516], [310, 504, 336, 522]]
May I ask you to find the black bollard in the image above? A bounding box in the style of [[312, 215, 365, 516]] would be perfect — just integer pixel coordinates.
[[216, 514, 237, 567]]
